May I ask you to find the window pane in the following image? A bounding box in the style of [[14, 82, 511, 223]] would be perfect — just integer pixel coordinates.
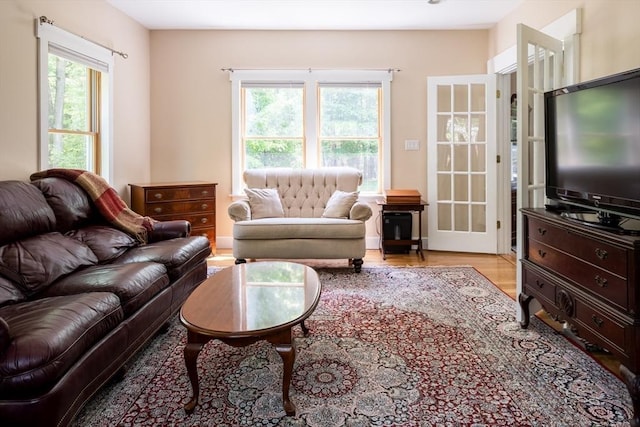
[[320, 139, 378, 192], [244, 87, 303, 137], [320, 87, 379, 137], [245, 139, 304, 169], [48, 133, 93, 169], [48, 54, 89, 131]]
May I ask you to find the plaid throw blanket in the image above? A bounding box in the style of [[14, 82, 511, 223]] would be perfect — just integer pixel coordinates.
[[30, 169, 155, 244]]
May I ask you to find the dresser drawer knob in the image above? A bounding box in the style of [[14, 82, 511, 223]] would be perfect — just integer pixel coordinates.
[[537, 227, 547, 236], [201, 204, 208, 210], [201, 190, 209, 196], [200, 218, 208, 224], [154, 207, 163, 214], [154, 193, 163, 199], [591, 315, 604, 328], [595, 248, 608, 260], [594, 275, 608, 288], [537, 249, 546, 258]]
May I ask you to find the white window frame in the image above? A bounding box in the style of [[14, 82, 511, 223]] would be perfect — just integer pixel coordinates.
[[36, 20, 114, 182], [230, 69, 392, 195]]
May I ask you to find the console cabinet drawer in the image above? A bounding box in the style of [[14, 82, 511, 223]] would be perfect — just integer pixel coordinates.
[[528, 216, 628, 277], [527, 240, 628, 311], [522, 265, 556, 306], [574, 299, 627, 354]]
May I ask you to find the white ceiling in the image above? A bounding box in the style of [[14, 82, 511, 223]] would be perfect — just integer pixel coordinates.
[[106, 0, 525, 31]]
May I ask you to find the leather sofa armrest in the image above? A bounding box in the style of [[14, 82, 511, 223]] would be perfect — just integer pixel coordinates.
[[229, 200, 251, 222], [148, 220, 191, 243], [350, 202, 373, 222]]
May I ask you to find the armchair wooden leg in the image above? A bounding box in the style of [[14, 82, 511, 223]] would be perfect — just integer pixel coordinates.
[[235, 258, 246, 265], [353, 258, 363, 273]]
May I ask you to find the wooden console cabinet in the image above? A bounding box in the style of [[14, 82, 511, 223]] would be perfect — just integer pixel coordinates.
[[129, 182, 217, 254], [519, 208, 640, 426]]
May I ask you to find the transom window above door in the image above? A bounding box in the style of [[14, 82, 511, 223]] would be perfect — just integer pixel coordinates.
[[230, 70, 392, 195]]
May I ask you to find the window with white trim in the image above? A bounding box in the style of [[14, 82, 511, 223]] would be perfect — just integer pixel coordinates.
[[231, 70, 392, 194], [36, 20, 113, 181]]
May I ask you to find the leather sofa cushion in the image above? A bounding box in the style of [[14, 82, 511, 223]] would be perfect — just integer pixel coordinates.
[[66, 225, 138, 263], [114, 236, 211, 280], [0, 276, 26, 308], [0, 181, 56, 246], [233, 218, 366, 240], [32, 177, 97, 233], [41, 262, 169, 316], [0, 233, 98, 296], [0, 292, 123, 397]]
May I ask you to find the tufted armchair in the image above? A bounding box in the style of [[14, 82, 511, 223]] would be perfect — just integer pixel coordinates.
[[228, 167, 372, 272]]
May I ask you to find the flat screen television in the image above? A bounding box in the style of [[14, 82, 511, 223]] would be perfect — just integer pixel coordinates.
[[544, 67, 640, 234]]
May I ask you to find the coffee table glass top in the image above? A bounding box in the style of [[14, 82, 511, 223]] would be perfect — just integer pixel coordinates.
[[181, 261, 321, 336]]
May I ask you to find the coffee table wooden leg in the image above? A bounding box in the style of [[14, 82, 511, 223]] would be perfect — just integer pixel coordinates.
[[184, 332, 207, 414], [271, 329, 296, 416], [300, 320, 309, 336]]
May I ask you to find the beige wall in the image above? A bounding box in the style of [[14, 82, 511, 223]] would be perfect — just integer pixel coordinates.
[[2, 0, 639, 249], [0, 0, 150, 196], [149, 30, 490, 240], [490, 0, 640, 81]]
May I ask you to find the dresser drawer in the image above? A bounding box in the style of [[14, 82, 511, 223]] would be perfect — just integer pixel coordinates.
[[146, 200, 214, 216], [528, 217, 628, 277], [574, 299, 627, 354], [522, 265, 556, 305], [528, 240, 629, 311], [144, 185, 216, 203]]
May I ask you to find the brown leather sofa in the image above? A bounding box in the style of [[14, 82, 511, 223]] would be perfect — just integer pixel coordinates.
[[0, 177, 211, 426]]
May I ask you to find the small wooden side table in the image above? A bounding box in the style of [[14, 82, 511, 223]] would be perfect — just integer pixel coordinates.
[[377, 200, 428, 260]]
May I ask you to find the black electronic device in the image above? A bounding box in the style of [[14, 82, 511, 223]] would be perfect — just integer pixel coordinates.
[[544, 67, 640, 232], [382, 212, 412, 253]]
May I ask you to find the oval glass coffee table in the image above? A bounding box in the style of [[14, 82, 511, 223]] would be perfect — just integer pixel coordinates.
[[180, 261, 322, 416]]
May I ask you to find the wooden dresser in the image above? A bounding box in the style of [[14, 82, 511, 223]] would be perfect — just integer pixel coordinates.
[[129, 182, 217, 254], [520, 208, 640, 424]]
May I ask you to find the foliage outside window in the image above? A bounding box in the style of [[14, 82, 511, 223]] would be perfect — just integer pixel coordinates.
[[232, 70, 392, 195], [47, 54, 101, 172]]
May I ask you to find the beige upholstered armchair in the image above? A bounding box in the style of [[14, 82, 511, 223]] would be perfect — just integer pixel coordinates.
[[228, 167, 372, 272]]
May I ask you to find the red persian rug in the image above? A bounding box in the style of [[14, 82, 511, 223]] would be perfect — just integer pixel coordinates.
[[72, 266, 632, 426]]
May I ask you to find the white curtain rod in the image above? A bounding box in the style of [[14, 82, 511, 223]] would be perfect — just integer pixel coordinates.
[[39, 16, 128, 59], [221, 67, 400, 73]]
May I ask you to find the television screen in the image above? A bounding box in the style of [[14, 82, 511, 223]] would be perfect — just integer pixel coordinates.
[[545, 68, 640, 225]]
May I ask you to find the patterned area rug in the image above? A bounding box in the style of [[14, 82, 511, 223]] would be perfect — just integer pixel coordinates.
[[72, 266, 632, 426]]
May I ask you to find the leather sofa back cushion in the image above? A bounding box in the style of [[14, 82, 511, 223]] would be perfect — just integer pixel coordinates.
[[32, 177, 97, 233], [0, 181, 56, 246], [66, 226, 137, 263], [0, 233, 98, 296]]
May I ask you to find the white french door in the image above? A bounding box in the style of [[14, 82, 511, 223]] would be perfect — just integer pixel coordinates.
[[427, 75, 497, 253], [515, 23, 566, 321]]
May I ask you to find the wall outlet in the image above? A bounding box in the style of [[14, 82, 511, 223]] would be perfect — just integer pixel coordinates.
[[405, 139, 419, 150]]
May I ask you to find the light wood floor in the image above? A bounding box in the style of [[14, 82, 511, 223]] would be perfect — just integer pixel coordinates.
[[207, 248, 621, 378]]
